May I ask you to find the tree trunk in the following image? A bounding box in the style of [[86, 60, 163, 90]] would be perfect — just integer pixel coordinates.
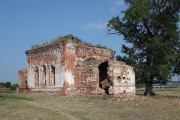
[[144, 83, 156, 96]]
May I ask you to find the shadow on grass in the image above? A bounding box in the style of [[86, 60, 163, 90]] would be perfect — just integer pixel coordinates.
[[156, 95, 180, 99], [136, 93, 180, 99], [136, 93, 144, 96]]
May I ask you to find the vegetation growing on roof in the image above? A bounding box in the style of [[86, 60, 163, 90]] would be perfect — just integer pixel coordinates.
[[31, 34, 113, 50], [31, 34, 73, 49]]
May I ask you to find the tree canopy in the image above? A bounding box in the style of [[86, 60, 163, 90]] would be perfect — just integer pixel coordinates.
[[108, 0, 180, 95]]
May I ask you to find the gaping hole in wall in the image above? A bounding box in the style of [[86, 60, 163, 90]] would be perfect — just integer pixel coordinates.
[[43, 65, 46, 85], [51, 65, 55, 85], [98, 61, 110, 95], [123, 90, 126, 94]]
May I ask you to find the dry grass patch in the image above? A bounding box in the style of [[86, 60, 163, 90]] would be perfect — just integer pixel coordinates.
[[0, 88, 180, 120]]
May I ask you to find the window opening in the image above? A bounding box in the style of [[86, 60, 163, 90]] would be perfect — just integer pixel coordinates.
[[43, 65, 46, 85], [51, 65, 55, 85], [34, 67, 39, 86]]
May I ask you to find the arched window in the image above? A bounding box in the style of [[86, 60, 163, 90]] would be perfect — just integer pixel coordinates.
[[34, 67, 39, 86], [51, 65, 55, 85], [43, 65, 46, 85]]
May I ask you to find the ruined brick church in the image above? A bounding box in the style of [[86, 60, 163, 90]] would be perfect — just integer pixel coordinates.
[[19, 35, 135, 96]]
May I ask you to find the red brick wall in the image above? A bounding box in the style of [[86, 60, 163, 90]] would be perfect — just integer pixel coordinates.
[[18, 69, 27, 92]]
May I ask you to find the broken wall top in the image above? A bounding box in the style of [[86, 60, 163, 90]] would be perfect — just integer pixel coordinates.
[[26, 35, 115, 56], [77, 59, 132, 68], [18, 69, 27, 73]]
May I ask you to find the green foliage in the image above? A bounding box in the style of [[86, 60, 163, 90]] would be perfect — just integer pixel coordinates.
[[10, 84, 18, 90], [0, 82, 12, 88], [0, 82, 5, 86], [31, 44, 42, 49], [31, 34, 112, 50], [108, 0, 180, 84], [31, 34, 87, 50], [31, 35, 72, 49], [5, 82, 11, 88], [172, 43, 180, 75], [96, 44, 109, 49]]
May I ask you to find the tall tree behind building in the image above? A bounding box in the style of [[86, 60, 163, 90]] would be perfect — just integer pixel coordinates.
[[108, 0, 180, 96]]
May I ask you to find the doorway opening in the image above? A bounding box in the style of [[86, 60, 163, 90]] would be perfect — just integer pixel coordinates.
[[98, 61, 110, 94]]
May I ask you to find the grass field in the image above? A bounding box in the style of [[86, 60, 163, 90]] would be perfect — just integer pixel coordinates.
[[0, 88, 180, 120]]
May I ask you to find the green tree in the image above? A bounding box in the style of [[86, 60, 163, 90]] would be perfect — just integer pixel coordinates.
[[10, 84, 18, 91], [108, 0, 180, 96], [5, 82, 11, 88], [0, 82, 5, 86]]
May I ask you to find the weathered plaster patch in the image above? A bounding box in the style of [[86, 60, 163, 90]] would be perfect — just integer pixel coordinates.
[[64, 71, 74, 85]]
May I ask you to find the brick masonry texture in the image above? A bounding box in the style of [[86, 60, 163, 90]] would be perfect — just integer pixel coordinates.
[[19, 35, 135, 96]]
